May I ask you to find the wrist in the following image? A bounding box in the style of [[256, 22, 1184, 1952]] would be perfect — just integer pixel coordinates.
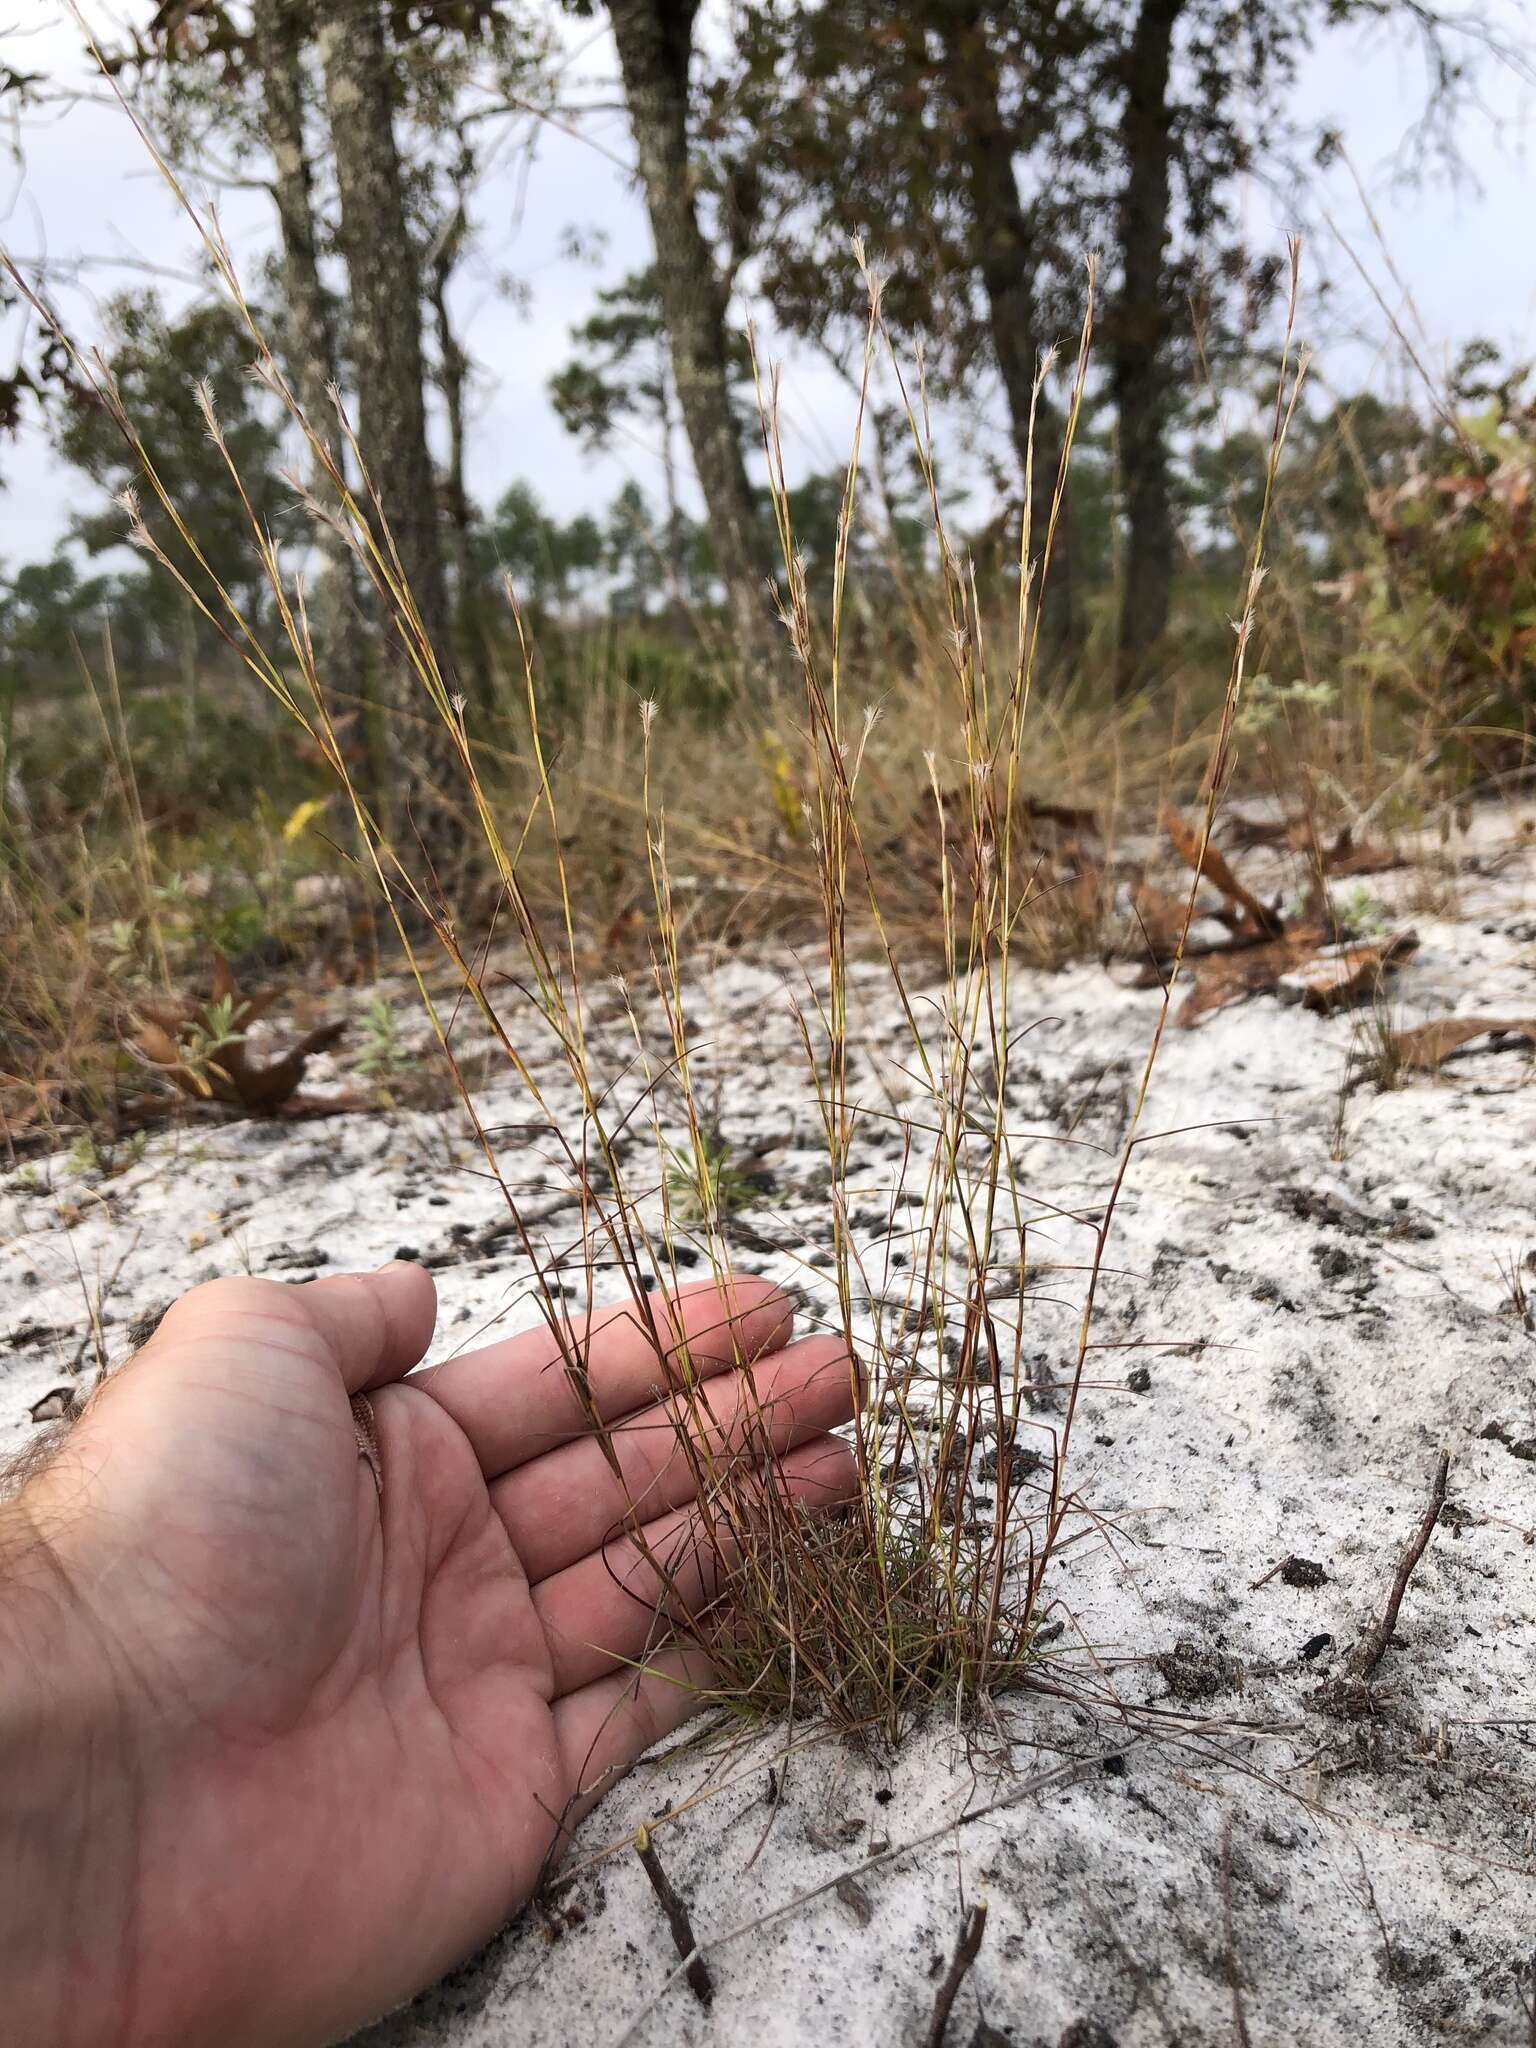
[[0, 1495, 144, 2048]]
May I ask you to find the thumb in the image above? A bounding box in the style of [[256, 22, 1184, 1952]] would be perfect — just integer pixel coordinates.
[[287, 1261, 439, 1392], [144, 1261, 439, 1396]]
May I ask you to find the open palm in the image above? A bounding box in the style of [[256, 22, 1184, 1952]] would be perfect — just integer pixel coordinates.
[[30, 1264, 855, 2048]]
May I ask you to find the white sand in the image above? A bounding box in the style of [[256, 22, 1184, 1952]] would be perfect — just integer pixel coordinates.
[[4, 805, 1534, 2046]]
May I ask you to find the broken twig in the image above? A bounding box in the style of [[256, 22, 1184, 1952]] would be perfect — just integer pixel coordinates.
[[633, 1821, 712, 2008], [1348, 1450, 1451, 1683], [924, 1900, 988, 2048], [1221, 1816, 1252, 2048]]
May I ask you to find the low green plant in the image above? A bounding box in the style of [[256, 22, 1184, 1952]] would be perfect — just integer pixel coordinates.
[[1336, 883, 1392, 937], [664, 1128, 756, 1226], [68, 1127, 148, 1179], [355, 997, 415, 1088], [179, 995, 243, 1097], [209, 897, 268, 959], [1237, 671, 1337, 732]]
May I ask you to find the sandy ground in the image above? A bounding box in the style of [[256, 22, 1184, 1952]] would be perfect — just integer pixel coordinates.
[[3, 805, 1535, 2046]]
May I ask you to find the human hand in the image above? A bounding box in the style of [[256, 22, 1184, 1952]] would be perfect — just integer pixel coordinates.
[[0, 1265, 857, 2047]]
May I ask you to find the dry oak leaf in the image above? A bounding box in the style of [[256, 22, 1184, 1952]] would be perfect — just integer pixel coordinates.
[[1174, 926, 1325, 1026], [1224, 811, 1301, 851], [1162, 808, 1284, 937], [1386, 1015, 1536, 1074], [1221, 814, 1399, 876], [1024, 795, 1101, 837], [1122, 876, 1196, 962], [131, 955, 346, 1114], [1277, 930, 1419, 1014], [1322, 825, 1402, 878]]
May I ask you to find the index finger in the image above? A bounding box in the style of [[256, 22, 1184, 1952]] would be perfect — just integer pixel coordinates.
[[414, 1274, 795, 1478]]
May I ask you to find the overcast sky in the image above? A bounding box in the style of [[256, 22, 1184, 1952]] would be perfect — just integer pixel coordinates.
[[0, 0, 1532, 576]]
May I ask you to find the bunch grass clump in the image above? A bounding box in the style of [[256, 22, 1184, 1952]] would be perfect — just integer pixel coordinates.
[[4, 71, 1309, 1747]]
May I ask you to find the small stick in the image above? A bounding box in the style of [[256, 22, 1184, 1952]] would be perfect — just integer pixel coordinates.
[[1221, 1816, 1251, 2048], [924, 1900, 988, 2048], [1354, 1844, 1395, 1979], [606, 1752, 1116, 2048], [1349, 1450, 1450, 1683], [633, 1822, 713, 2008]]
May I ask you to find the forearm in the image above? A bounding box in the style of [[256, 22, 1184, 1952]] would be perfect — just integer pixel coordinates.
[[0, 1498, 142, 2048]]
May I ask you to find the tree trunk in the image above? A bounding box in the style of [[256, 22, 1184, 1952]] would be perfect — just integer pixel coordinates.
[[314, 0, 462, 848], [426, 200, 493, 711], [939, 6, 1074, 669], [608, 0, 773, 673], [1112, 0, 1183, 695], [657, 356, 688, 611], [250, 0, 376, 786]]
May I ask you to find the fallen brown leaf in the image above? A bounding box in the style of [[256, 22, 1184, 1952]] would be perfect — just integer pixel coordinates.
[[1323, 825, 1402, 878], [1278, 931, 1419, 1014], [1126, 876, 1194, 960], [130, 955, 346, 1114], [1025, 796, 1100, 836], [1208, 813, 1399, 876], [1175, 926, 1326, 1026], [1163, 808, 1283, 937], [1386, 1015, 1536, 1074], [1223, 811, 1303, 851]]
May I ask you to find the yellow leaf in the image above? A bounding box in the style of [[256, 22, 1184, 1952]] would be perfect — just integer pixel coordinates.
[[282, 796, 329, 844], [760, 732, 804, 841]]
